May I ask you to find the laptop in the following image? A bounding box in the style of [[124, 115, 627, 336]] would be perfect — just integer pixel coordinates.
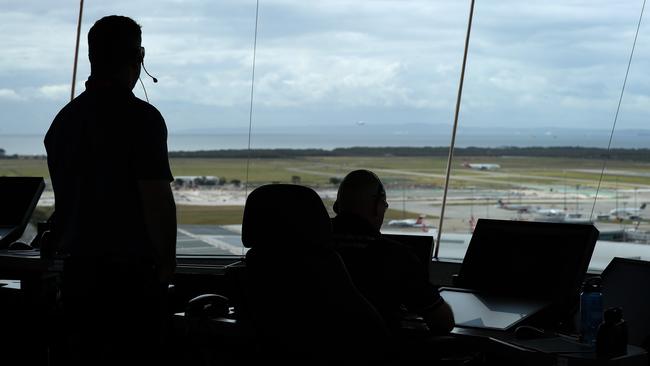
[[446, 218, 599, 331], [0, 177, 46, 248], [440, 287, 547, 330]]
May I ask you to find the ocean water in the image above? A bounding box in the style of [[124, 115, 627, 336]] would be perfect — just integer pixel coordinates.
[[2, 129, 649, 156]]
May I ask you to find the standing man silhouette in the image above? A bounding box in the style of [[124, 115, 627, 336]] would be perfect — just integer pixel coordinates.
[[45, 15, 176, 365]]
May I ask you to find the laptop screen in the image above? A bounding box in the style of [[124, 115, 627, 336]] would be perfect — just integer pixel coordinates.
[[440, 288, 547, 330], [0, 177, 45, 227], [456, 219, 599, 301], [0, 177, 45, 248]]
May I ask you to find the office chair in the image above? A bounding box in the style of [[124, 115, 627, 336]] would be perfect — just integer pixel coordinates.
[[241, 184, 390, 365]]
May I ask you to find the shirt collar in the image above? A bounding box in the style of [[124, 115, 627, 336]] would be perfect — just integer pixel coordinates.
[[332, 212, 381, 237], [85, 76, 133, 95]]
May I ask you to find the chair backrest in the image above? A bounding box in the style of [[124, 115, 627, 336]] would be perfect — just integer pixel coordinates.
[[242, 183, 331, 250], [602, 257, 650, 348], [241, 184, 389, 364]]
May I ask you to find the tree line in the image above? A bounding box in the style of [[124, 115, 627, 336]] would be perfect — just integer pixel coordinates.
[[168, 146, 650, 162]]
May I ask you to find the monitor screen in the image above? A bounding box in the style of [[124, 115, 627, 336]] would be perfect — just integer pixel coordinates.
[[0, 177, 45, 227], [457, 219, 599, 301]]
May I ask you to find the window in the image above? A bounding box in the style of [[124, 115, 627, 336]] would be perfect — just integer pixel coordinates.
[[443, 0, 650, 271], [3, 1, 649, 269]]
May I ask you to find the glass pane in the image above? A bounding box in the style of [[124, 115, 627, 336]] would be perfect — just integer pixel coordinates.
[[0, 1, 258, 255], [0, 2, 75, 241], [442, 0, 650, 271], [249, 1, 467, 251]]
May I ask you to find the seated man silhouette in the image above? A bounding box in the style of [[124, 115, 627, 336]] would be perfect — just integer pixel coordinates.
[[332, 169, 454, 337]]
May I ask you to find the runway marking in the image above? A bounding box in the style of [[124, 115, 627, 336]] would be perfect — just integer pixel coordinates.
[[177, 227, 243, 255]]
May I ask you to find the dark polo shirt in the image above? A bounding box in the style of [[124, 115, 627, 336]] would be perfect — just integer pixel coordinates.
[[332, 213, 443, 333], [45, 79, 173, 261]]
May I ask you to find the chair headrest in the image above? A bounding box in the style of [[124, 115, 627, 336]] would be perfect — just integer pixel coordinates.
[[242, 184, 331, 249]]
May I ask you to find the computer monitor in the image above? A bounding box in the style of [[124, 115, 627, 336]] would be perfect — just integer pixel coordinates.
[[0, 177, 46, 248], [382, 233, 433, 277], [456, 218, 599, 301]]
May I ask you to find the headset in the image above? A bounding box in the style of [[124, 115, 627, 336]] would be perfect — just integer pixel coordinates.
[[137, 46, 158, 103]]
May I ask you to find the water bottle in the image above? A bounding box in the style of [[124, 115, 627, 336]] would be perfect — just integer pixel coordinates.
[[596, 307, 628, 358], [579, 277, 603, 346]]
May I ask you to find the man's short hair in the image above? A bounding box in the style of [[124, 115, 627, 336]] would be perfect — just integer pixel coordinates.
[[88, 15, 142, 75], [334, 169, 385, 214]]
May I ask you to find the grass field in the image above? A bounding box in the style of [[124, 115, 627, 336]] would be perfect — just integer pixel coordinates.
[[6, 154, 650, 228], [177, 205, 245, 225], [3, 154, 650, 197], [3, 155, 650, 189]]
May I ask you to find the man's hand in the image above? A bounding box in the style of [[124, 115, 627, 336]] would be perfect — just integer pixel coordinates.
[[423, 300, 455, 335]]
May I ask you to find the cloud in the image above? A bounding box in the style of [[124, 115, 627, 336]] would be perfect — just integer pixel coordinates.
[[0, 88, 23, 101], [37, 84, 70, 101], [2, 0, 650, 133], [0, 84, 71, 102], [0, 11, 76, 73]]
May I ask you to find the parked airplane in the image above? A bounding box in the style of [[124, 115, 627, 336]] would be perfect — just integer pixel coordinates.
[[535, 211, 593, 224], [533, 207, 566, 220], [387, 215, 426, 228], [496, 199, 537, 213], [462, 161, 501, 170], [609, 203, 646, 219]]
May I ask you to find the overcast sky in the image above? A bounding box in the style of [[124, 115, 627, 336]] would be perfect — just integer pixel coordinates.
[[1, 0, 649, 136]]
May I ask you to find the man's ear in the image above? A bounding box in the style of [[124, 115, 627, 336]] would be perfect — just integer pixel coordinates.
[[371, 198, 381, 216]]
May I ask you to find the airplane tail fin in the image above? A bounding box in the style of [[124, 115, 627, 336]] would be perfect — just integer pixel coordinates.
[[641, 203, 647, 210]]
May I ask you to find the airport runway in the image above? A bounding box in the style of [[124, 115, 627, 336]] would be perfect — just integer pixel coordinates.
[[176, 225, 245, 256]]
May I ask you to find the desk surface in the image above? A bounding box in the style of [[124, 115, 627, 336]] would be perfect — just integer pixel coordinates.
[[452, 327, 648, 366], [0, 249, 62, 278]]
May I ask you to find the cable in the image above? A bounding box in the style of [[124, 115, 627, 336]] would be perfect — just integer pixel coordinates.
[[244, 0, 260, 200], [70, 0, 84, 101], [589, 0, 646, 220], [139, 77, 150, 103], [435, 0, 476, 259]]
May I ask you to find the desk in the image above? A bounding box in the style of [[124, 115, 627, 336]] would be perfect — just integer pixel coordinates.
[[0, 249, 63, 365], [453, 327, 648, 366], [0, 249, 62, 274], [0, 249, 62, 303], [0, 249, 62, 311]]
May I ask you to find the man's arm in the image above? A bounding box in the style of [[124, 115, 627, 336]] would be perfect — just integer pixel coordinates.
[[138, 179, 177, 283], [422, 299, 455, 335]]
